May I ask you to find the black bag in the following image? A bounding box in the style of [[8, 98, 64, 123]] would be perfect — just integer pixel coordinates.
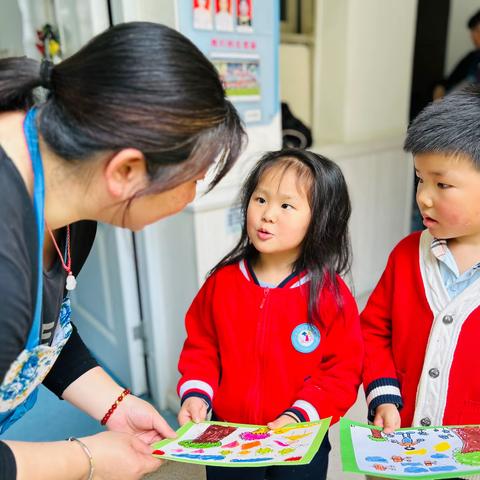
[[281, 102, 313, 149]]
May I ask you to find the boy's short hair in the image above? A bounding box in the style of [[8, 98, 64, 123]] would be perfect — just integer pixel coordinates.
[[468, 9, 480, 30], [404, 87, 480, 167]]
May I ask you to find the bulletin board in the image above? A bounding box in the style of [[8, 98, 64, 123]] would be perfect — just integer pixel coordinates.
[[176, 0, 280, 126]]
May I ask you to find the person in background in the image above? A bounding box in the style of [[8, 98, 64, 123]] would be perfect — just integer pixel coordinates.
[[177, 149, 364, 480], [433, 9, 480, 100], [362, 87, 480, 480], [0, 21, 244, 480]]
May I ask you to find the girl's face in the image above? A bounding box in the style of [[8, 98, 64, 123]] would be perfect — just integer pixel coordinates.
[[246, 165, 311, 262]]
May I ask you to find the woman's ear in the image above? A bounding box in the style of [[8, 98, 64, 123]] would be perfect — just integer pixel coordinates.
[[104, 148, 148, 200]]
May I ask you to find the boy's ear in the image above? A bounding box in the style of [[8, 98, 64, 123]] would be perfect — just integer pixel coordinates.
[[104, 148, 148, 200]]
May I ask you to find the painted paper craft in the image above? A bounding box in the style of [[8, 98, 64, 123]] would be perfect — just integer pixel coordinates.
[[152, 418, 331, 467], [340, 418, 480, 478]]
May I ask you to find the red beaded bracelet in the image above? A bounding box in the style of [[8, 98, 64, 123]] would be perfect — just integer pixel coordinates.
[[101, 388, 131, 425]]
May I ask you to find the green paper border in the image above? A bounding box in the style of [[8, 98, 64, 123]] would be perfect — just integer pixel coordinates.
[[340, 417, 480, 479], [152, 418, 331, 468]]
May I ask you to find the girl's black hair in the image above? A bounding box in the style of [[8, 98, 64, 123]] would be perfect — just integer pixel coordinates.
[[211, 148, 352, 324], [0, 22, 245, 193]]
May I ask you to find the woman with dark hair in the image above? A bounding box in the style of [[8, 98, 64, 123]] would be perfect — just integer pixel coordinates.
[[177, 149, 363, 480], [0, 21, 244, 480]]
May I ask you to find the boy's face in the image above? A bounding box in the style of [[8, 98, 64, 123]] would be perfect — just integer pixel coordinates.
[[471, 25, 480, 49], [415, 152, 480, 242]]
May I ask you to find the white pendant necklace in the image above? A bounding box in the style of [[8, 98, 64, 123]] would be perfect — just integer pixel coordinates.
[[47, 224, 76, 291]]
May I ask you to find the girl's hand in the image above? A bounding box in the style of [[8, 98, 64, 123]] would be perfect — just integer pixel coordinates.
[[81, 431, 163, 480], [105, 394, 176, 444], [373, 403, 401, 434], [177, 397, 208, 426], [267, 413, 300, 430]]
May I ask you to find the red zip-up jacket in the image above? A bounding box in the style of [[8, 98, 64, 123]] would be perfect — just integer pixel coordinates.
[[178, 260, 363, 425]]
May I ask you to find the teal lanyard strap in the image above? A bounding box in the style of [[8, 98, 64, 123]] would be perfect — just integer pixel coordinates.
[[23, 108, 45, 350]]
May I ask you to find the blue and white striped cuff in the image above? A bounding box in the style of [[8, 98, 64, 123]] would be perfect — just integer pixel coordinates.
[[180, 391, 212, 411], [179, 380, 213, 412], [366, 378, 403, 421], [283, 400, 320, 423]]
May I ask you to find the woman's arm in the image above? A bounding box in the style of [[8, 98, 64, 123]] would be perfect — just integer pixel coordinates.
[[5, 430, 163, 480], [62, 366, 176, 443]]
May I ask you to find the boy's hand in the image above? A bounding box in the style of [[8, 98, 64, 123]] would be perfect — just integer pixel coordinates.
[[373, 403, 401, 434], [177, 397, 208, 426]]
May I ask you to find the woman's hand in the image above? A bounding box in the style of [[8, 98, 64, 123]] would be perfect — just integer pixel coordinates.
[[81, 431, 163, 480], [177, 396, 208, 426], [7, 431, 164, 480], [373, 403, 401, 434], [106, 394, 176, 443], [267, 413, 299, 430], [62, 367, 175, 443]]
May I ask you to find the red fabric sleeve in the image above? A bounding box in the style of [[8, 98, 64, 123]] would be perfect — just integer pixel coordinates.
[[361, 252, 399, 389], [177, 275, 221, 400]]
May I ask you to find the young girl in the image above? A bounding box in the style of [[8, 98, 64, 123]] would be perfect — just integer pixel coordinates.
[[177, 149, 364, 479]]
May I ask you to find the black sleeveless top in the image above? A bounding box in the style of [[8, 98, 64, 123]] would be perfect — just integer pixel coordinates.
[[0, 146, 99, 479]]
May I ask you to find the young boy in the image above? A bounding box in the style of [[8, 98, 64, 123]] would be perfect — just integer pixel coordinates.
[[362, 87, 480, 480]]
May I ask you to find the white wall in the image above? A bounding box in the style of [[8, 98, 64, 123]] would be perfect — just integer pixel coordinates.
[[0, 0, 26, 58], [279, 43, 312, 125], [109, 0, 176, 26], [312, 0, 349, 143], [445, 0, 480, 75], [314, 0, 417, 144], [54, 0, 109, 57]]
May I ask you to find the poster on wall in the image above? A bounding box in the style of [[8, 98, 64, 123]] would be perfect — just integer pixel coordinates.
[[211, 53, 260, 102], [193, 0, 213, 30], [177, 0, 279, 126], [215, 0, 233, 32], [236, 0, 253, 32]]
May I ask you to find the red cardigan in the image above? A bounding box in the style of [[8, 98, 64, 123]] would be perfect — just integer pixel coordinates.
[[178, 260, 363, 425], [362, 231, 480, 427]]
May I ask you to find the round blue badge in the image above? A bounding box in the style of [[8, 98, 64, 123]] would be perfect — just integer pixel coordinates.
[[291, 323, 321, 353]]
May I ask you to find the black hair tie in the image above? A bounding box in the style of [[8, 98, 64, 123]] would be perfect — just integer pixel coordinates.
[[39, 59, 54, 90]]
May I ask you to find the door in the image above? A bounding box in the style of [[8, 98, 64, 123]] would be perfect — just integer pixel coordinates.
[[71, 225, 148, 394]]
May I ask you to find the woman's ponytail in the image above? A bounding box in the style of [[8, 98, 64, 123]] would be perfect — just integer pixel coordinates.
[[0, 57, 47, 111], [0, 23, 245, 195]]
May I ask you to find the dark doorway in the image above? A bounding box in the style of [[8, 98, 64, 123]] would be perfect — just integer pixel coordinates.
[[409, 0, 450, 231], [409, 0, 450, 121]]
